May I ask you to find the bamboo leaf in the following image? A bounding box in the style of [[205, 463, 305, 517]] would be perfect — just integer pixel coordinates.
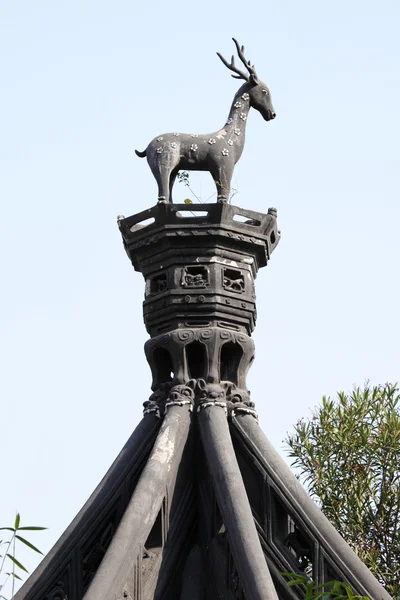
[[15, 535, 43, 554], [5, 572, 22, 581], [14, 513, 20, 530], [17, 526, 46, 531], [0, 528, 15, 532], [6, 554, 29, 573]]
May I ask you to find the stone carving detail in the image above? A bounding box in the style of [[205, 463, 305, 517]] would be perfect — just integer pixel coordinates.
[[145, 327, 255, 395], [225, 383, 257, 420], [148, 273, 167, 295], [143, 378, 257, 420], [143, 383, 172, 418], [82, 522, 116, 591], [135, 38, 275, 204], [181, 266, 209, 288], [165, 383, 195, 411], [147, 328, 250, 349], [45, 582, 68, 600], [177, 330, 195, 342], [284, 528, 313, 572], [128, 224, 274, 253], [223, 268, 245, 293], [195, 379, 227, 413]]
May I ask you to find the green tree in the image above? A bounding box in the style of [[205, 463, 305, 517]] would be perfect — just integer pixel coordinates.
[[285, 383, 400, 597]]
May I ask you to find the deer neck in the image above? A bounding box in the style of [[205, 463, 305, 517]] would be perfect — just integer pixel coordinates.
[[220, 83, 251, 145]]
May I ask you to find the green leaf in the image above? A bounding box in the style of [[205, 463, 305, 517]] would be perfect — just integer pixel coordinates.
[[305, 581, 315, 600], [17, 526, 47, 531], [14, 513, 20, 529], [5, 572, 22, 581], [6, 554, 29, 573], [15, 535, 43, 554], [333, 581, 343, 593], [0, 527, 15, 532]]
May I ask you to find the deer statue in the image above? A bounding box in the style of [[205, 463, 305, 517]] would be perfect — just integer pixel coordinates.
[[135, 38, 276, 204]]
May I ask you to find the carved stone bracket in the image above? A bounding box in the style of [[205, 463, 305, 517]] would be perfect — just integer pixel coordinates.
[[143, 378, 258, 421], [143, 382, 172, 418], [195, 379, 228, 414], [164, 383, 195, 412], [143, 382, 195, 418], [145, 327, 255, 393]]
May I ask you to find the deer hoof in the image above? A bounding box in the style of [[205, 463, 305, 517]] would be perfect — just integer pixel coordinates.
[[217, 196, 228, 204], [158, 196, 168, 204]]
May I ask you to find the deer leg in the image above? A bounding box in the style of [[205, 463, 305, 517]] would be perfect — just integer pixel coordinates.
[[211, 163, 233, 203], [150, 165, 172, 203], [169, 168, 178, 203]]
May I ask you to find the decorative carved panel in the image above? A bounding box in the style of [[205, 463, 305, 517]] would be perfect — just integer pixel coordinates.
[[148, 273, 168, 295], [181, 266, 209, 288], [82, 519, 117, 592], [222, 268, 245, 293]]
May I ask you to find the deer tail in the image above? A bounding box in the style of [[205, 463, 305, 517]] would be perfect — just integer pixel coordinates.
[[135, 148, 147, 158]]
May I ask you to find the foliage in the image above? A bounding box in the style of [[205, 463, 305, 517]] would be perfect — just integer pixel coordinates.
[[285, 383, 400, 597], [0, 513, 46, 599], [281, 573, 370, 600]]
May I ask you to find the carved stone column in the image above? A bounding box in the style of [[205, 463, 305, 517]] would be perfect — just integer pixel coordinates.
[[118, 202, 280, 419]]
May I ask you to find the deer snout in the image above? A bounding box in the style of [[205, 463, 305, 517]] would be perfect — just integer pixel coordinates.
[[271, 111, 276, 119]]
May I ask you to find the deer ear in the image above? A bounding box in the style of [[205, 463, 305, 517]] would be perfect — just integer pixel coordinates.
[[250, 73, 259, 86]]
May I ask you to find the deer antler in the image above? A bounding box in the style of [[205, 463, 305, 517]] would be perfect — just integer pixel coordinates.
[[216, 50, 249, 80], [232, 38, 258, 82], [217, 38, 259, 83]]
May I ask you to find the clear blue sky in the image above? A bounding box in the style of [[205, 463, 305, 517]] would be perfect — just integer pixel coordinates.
[[1, 0, 399, 590]]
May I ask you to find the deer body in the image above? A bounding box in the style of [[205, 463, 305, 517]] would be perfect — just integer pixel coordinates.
[[135, 40, 275, 204]]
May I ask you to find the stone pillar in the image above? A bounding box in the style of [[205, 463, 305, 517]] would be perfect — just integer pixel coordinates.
[[118, 202, 280, 419]]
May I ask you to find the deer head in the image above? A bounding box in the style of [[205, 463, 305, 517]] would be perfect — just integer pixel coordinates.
[[217, 38, 276, 122]]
